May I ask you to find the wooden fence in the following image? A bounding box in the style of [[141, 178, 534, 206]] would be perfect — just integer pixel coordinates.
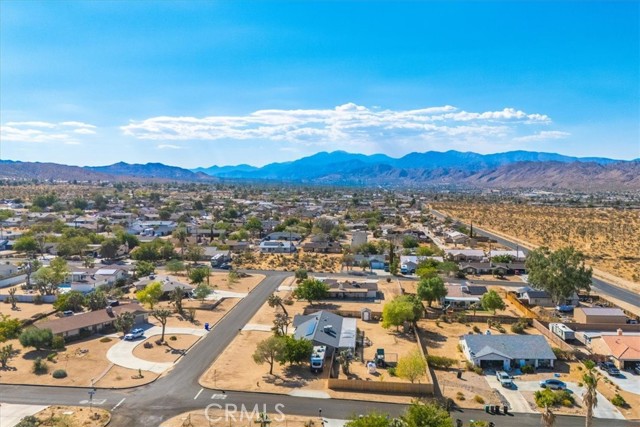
[[531, 319, 574, 352], [505, 292, 538, 318], [328, 378, 434, 395]]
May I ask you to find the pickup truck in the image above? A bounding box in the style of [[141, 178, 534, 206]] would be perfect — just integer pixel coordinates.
[[496, 371, 513, 388]]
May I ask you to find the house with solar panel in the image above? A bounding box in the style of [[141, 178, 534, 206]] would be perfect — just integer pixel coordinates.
[[292, 310, 357, 356]]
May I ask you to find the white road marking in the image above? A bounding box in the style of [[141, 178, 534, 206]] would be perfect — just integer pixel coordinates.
[[79, 399, 106, 405], [194, 388, 204, 400], [211, 393, 227, 400], [111, 398, 126, 411]]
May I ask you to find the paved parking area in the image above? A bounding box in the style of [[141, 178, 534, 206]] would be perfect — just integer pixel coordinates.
[[485, 376, 536, 413], [598, 369, 640, 395]]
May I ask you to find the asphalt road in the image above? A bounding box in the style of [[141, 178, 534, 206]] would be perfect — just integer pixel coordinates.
[[1, 271, 637, 426], [430, 210, 640, 308]]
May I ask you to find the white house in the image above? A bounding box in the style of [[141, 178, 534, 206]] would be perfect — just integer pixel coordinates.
[[259, 240, 296, 254]]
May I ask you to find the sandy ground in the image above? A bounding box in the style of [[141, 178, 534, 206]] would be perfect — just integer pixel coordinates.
[[0, 335, 115, 387], [161, 409, 323, 427], [132, 334, 200, 363], [33, 405, 110, 427], [0, 301, 55, 322], [151, 298, 239, 329], [93, 364, 159, 388], [233, 251, 344, 273], [433, 203, 640, 288]]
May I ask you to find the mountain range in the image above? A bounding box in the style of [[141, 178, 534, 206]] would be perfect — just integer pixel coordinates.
[[1, 150, 638, 190]]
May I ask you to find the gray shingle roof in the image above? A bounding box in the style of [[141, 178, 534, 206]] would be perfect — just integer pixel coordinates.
[[293, 310, 356, 349], [463, 334, 556, 361]]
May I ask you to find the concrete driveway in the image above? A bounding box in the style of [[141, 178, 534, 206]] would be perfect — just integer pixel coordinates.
[[485, 375, 536, 413], [107, 326, 207, 374], [517, 381, 624, 419], [205, 290, 248, 300], [598, 370, 640, 395], [0, 403, 47, 427]]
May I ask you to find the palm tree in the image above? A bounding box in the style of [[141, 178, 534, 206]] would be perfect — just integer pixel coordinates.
[[541, 405, 556, 427], [582, 363, 599, 427]]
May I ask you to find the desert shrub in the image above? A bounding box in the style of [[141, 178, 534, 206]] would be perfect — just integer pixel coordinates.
[[465, 361, 474, 371], [474, 395, 485, 404], [496, 326, 506, 333], [51, 335, 65, 350], [100, 337, 112, 343], [33, 295, 43, 305], [521, 365, 535, 374], [456, 391, 465, 401], [510, 323, 525, 334], [472, 326, 481, 333], [52, 369, 67, 378], [611, 394, 627, 407], [169, 335, 177, 341], [387, 366, 397, 376], [535, 389, 574, 407], [32, 357, 48, 374], [470, 421, 488, 427], [16, 415, 39, 427], [426, 355, 456, 369], [552, 347, 574, 361], [455, 313, 467, 324], [456, 343, 463, 352], [473, 365, 483, 375], [46, 352, 57, 362]]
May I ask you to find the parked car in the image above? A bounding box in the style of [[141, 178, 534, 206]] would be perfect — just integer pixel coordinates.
[[496, 371, 514, 388], [62, 310, 74, 317], [218, 263, 232, 270], [539, 379, 566, 390], [599, 361, 621, 376], [633, 363, 640, 375], [124, 328, 144, 340]]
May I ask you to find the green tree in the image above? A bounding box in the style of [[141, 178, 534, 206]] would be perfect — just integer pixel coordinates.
[[85, 289, 108, 311], [56, 235, 90, 257], [396, 349, 426, 383], [480, 289, 506, 314], [114, 311, 135, 335], [172, 226, 189, 257], [53, 290, 85, 312], [417, 276, 447, 307], [382, 295, 422, 330], [13, 236, 39, 254], [227, 269, 240, 287], [189, 266, 210, 285], [526, 246, 592, 304], [171, 286, 185, 315], [294, 268, 308, 283], [271, 312, 291, 336], [100, 238, 121, 260], [136, 281, 163, 309], [582, 361, 599, 427], [186, 244, 205, 263], [268, 293, 289, 317], [252, 335, 286, 375], [32, 257, 69, 295], [279, 336, 313, 365], [402, 401, 452, 427], [245, 216, 263, 238], [0, 315, 22, 342], [0, 344, 15, 368], [345, 413, 392, 427], [438, 261, 459, 277], [152, 309, 173, 343], [416, 266, 438, 280], [165, 259, 185, 275], [416, 246, 436, 257], [293, 278, 329, 305], [23, 259, 42, 289], [402, 235, 419, 249], [19, 328, 53, 351], [193, 283, 212, 302], [135, 260, 155, 278]]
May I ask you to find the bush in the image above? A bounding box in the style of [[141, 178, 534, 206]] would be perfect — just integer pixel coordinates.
[[100, 337, 112, 343], [52, 369, 67, 379], [16, 415, 39, 427], [552, 347, 574, 361], [473, 365, 483, 375], [611, 394, 626, 407], [456, 391, 465, 401], [51, 335, 65, 350], [474, 395, 485, 404], [32, 357, 48, 374], [387, 366, 397, 376], [46, 352, 57, 362], [535, 389, 575, 408], [169, 335, 177, 341], [33, 295, 43, 305], [521, 365, 535, 374], [510, 323, 525, 334], [426, 355, 456, 369], [472, 326, 481, 333]]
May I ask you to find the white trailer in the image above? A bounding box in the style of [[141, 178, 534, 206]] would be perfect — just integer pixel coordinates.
[[310, 346, 327, 373], [550, 323, 575, 341]]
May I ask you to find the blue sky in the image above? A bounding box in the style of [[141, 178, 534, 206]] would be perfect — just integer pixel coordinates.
[[1, 1, 638, 167]]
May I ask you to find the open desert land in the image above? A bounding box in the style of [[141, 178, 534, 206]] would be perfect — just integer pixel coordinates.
[[30, 405, 111, 427], [233, 251, 344, 273], [432, 202, 640, 288]]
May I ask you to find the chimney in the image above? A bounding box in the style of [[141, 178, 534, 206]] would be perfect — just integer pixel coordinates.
[[617, 328, 623, 336]]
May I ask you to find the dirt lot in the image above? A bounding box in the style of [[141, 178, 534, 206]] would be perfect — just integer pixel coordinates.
[[93, 364, 159, 388], [433, 202, 640, 287], [0, 335, 115, 387], [162, 409, 321, 427], [0, 300, 55, 322], [233, 251, 344, 273], [33, 405, 110, 427], [132, 334, 200, 363], [151, 298, 238, 329]]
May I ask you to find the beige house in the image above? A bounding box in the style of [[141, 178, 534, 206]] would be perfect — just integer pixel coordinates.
[[591, 332, 640, 369], [574, 307, 628, 325]]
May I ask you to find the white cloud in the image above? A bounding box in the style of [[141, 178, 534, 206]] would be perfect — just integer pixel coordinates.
[[0, 120, 98, 144], [121, 103, 554, 146], [513, 130, 571, 143], [157, 144, 182, 150]]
